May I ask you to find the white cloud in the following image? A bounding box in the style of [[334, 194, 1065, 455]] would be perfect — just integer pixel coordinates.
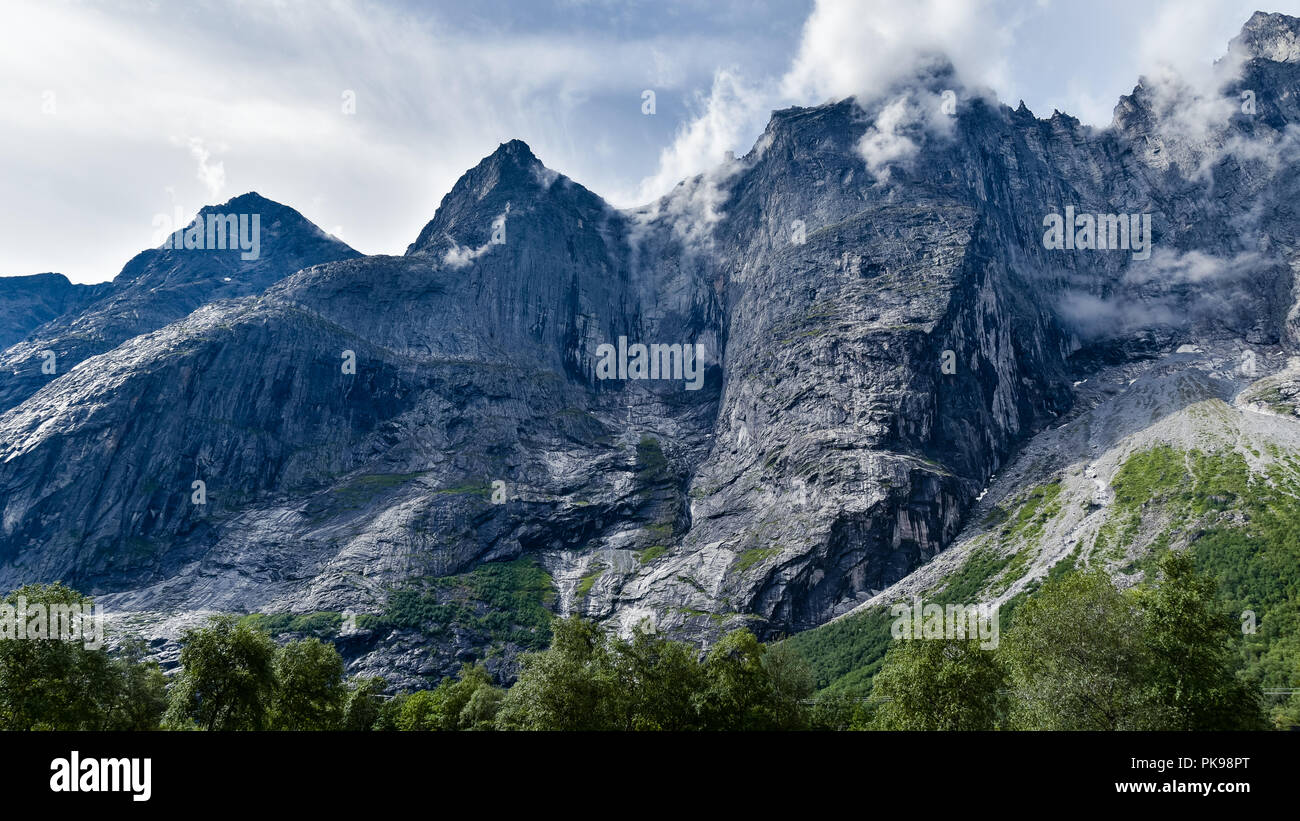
[[627, 0, 1015, 205], [1125, 249, 1261, 286], [442, 206, 511, 268], [621, 69, 772, 207], [858, 97, 919, 176], [184, 137, 226, 201], [780, 0, 1016, 104], [630, 163, 739, 253], [6, 0, 1300, 284], [1138, 1, 1255, 85], [0, 0, 762, 282], [856, 90, 956, 178]]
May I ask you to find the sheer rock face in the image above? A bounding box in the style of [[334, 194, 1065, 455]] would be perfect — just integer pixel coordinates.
[[3, 15, 1300, 684]]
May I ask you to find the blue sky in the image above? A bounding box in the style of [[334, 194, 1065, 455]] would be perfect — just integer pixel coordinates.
[[3, 0, 1297, 283]]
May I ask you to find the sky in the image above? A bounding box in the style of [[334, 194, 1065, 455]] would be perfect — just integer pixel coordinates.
[[3, 0, 1298, 283]]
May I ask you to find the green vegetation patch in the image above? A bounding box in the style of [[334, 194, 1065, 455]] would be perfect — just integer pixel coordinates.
[[239, 611, 343, 638], [1000, 480, 1062, 545], [360, 556, 556, 651], [1246, 385, 1294, 416], [734, 546, 781, 573], [332, 471, 428, 507], [1098, 444, 1300, 699], [778, 606, 895, 694], [637, 545, 669, 564], [635, 436, 669, 483], [935, 545, 1014, 605], [576, 564, 606, 600]]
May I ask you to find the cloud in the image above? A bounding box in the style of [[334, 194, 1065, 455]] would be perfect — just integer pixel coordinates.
[[856, 90, 956, 178], [1058, 249, 1274, 340], [1117, 8, 1300, 181], [858, 97, 920, 176], [1124, 249, 1259, 286], [780, 0, 1016, 105], [0, 0, 775, 282], [185, 137, 226, 201], [622, 68, 772, 206], [1056, 291, 1176, 339], [629, 162, 740, 254], [627, 0, 1012, 204], [442, 206, 511, 268], [1116, 59, 1244, 179], [1137, 1, 1256, 87], [7, 0, 1300, 283]]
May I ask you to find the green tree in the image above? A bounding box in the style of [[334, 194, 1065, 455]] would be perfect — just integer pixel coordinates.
[[497, 620, 811, 731], [394, 665, 504, 730], [0, 583, 119, 730], [606, 626, 706, 730], [808, 690, 871, 731], [868, 638, 1007, 730], [696, 628, 807, 730], [372, 692, 407, 731], [1135, 551, 1266, 730], [343, 676, 387, 731], [495, 616, 616, 730], [394, 689, 443, 731], [1275, 690, 1300, 730], [270, 637, 347, 730], [165, 615, 277, 730], [459, 683, 505, 730], [1002, 570, 1150, 730], [761, 640, 815, 730], [105, 640, 169, 731]]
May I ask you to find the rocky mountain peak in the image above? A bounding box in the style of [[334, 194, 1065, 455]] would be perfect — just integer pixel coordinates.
[[1229, 10, 1300, 63], [0, 191, 360, 413], [489, 138, 540, 166], [405, 140, 587, 258], [453, 140, 547, 197], [148, 191, 352, 265], [1111, 12, 1300, 136]]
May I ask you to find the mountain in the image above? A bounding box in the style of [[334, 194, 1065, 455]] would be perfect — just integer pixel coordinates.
[[784, 11, 1300, 692], [0, 193, 360, 412], [0, 273, 110, 350], [3, 12, 1300, 691]]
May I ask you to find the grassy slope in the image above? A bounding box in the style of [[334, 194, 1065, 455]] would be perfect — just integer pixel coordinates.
[[783, 443, 1300, 699]]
